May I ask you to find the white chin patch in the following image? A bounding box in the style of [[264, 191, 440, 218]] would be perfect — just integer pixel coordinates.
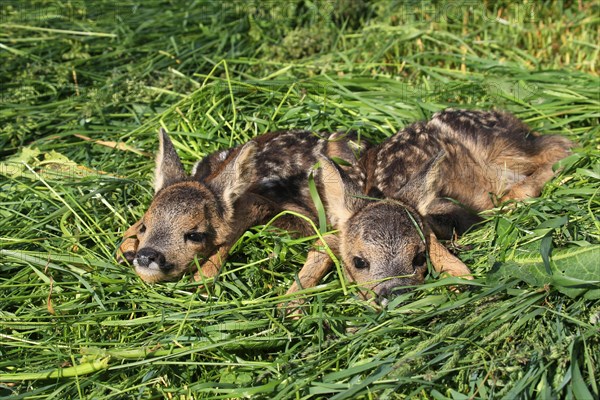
[[134, 265, 164, 283], [380, 298, 389, 307], [132, 259, 160, 271]]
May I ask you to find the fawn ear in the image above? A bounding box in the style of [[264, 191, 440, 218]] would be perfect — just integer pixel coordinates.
[[397, 151, 446, 215], [318, 157, 368, 227], [192, 149, 234, 181], [155, 128, 187, 193], [207, 141, 258, 218]]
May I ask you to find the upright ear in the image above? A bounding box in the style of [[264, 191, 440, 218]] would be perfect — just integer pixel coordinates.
[[318, 157, 368, 227], [155, 128, 187, 193], [396, 151, 446, 215], [207, 141, 258, 218]]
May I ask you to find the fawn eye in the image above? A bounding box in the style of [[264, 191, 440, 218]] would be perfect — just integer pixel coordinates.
[[412, 251, 427, 269], [139, 224, 146, 234], [184, 232, 206, 243], [353, 256, 370, 270]]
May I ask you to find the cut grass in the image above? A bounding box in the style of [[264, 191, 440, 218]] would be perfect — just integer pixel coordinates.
[[1, 0, 599, 398]]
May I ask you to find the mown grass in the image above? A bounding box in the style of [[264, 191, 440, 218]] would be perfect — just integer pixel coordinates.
[[1, 0, 599, 398]]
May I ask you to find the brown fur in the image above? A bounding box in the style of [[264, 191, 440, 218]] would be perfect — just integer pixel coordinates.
[[117, 129, 370, 284], [301, 109, 573, 301], [118, 110, 573, 303]]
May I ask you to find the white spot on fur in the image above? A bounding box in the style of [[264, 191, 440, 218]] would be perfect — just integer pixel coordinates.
[[191, 161, 201, 176]]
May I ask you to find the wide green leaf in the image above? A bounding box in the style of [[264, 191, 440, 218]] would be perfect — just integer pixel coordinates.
[[488, 246, 600, 299]]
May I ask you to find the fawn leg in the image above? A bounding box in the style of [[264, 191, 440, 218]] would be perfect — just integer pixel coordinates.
[[500, 166, 555, 203], [117, 219, 142, 264], [427, 233, 473, 279], [194, 245, 231, 281], [286, 235, 339, 295], [281, 235, 338, 317], [194, 192, 282, 281]]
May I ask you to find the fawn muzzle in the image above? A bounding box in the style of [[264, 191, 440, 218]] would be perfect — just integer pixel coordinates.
[[133, 248, 170, 272]]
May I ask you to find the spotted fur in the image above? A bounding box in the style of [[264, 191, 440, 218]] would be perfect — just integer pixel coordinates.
[[117, 129, 370, 284], [309, 109, 573, 301]]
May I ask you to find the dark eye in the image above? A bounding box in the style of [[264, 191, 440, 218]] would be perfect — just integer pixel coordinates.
[[412, 251, 427, 269], [184, 232, 206, 243], [353, 256, 370, 270], [139, 223, 146, 234]]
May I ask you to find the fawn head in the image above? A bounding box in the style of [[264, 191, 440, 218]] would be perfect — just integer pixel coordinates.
[[318, 154, 444, 301], [131, 129, 257, 283]]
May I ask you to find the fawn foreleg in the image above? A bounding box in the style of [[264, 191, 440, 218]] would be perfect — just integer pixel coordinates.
[[194, 245, 231, 281], [194, 192, 282, 281], [282, 235, 339, 317], [117, 219, 142, 264], [427, 233, 473, 280], [286, 235, 339, 295]]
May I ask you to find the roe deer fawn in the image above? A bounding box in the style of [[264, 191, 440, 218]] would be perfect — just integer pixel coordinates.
[[117, 129, 369, 285], [298, 109, 573, 302]]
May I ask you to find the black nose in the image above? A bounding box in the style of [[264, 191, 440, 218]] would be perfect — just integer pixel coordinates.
[[134, 248, 165, 269], [377, 286, 409, 302]]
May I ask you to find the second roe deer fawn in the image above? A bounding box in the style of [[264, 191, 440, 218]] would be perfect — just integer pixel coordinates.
[[300, 109, 573, 301]]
